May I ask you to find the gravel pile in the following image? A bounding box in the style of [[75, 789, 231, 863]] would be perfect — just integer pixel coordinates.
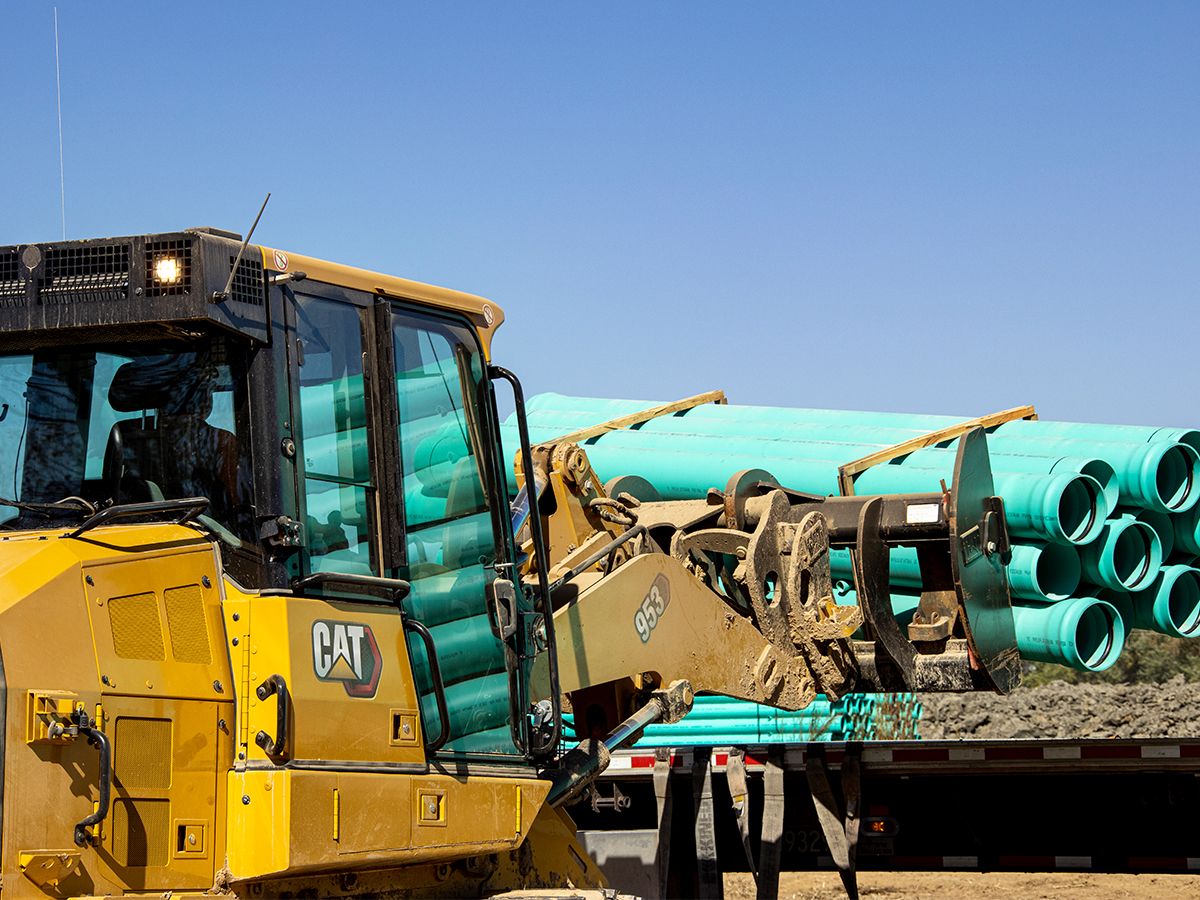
[[919, 676, 1200, 740]]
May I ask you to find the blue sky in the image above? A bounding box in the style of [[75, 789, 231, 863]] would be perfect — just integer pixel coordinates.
[[3, 3, 1197, 425]]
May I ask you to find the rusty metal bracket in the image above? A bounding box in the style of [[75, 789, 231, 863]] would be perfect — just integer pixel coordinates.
[[836, 404, 1038, 497], [546, 391, 727, 446]]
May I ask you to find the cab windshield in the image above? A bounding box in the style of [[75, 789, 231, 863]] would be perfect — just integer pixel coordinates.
[[0, 337, 254, 539]]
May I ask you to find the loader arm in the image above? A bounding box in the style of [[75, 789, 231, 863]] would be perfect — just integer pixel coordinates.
[[522, 426, 1018, 777]]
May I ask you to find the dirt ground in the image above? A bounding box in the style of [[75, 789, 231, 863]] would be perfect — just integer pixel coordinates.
[[723, 871, 1200, 899], [917, 675, 1200, 739]]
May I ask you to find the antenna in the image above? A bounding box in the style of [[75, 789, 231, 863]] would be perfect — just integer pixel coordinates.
[[53, 7, 66, 240], [212, 192, 271, 303]]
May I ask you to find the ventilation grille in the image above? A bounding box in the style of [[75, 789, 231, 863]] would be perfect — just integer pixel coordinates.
[[115, 717, 173, 790], [42, 243, 131, 304], [112, 798, 170, 867], [145, 239, 193, 298], [164, 585, 211, 664], [0, 248, 22, 305], [108, 592, 165, 660], [228, 253, 265, 306]]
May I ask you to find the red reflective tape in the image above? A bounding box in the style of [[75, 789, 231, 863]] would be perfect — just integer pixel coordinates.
[[983, 746, 1045, 761], [744, 753, 764, 766], [1179, 744, 1200, 758], [1079, 744, 1141, 759], [998, 855, 1055, 868], [888, 855, 945, 868], [889, 747, 950, 763], [629, 755, 656, 768], [1127, 856, 1189, 870], [714, 753, 730, 767]]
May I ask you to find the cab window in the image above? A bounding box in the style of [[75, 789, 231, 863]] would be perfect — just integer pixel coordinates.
[[294, 294, 376, 576]]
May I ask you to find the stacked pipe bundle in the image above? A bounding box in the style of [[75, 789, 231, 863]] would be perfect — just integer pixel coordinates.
[[501, 393, 1200, 675], [563, 693, 921, 747]]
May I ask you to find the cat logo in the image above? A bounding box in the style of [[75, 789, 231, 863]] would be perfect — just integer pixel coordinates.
[[311, 620, 382, 697]]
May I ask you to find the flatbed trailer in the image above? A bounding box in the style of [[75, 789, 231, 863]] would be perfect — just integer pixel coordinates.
[[575, 738, 1200, 898]]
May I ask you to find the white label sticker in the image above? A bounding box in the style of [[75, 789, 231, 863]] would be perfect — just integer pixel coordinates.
[[906, 502, 941, 524]]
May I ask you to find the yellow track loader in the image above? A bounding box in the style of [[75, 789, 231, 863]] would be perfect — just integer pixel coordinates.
[[0, 229, 1017, 898]]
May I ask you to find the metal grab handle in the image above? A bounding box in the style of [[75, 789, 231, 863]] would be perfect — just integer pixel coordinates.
[[488, 364, 562, 759], [404, 619, 451, 753], [73, 724, 112, 847], [64, 496, 209, 539], [292, 571, 411, 600], [254, 674, 290, 761]]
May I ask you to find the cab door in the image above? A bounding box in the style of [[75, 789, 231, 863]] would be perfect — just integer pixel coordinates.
[[386, 302, 531, 758]]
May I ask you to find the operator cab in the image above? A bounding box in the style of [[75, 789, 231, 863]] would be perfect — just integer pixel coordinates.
[[0, 229, 544, 759]]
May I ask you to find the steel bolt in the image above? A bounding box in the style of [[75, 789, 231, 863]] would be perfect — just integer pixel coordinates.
[[232, 637, 239, 646], [85, 574, 94, 586], [213, 680, 224, 693], [242, 795, 251, 805], [202, 575, 212, 588], [232, 612, 240, 622]]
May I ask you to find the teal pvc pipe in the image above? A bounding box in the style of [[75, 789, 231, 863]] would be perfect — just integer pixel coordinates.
[[420, 671, 512, 743], [829, 542, 1081, 602], [641, 720, 845, 740], [1104, 566, 1200, 638], [1006, 543, 1083, 602], [679, 702, 837, 720], [908, 448, 1119, 514], [1009, 597, 1125, 671], [839, 586, 1123, 672], [442, 725, 518, 755], [1173, 506, 1200, 558], [521, 396, 1199, 513], [986, 437, 1200, 515], [500, 424, 1106, 546], [404, 567, 492, 628], [407, 512, 495, 569], [528, 393, 1200, 456], [994, 418, 1200, 456], [1080, 514, 1163, 592], [421, 613, 506, 686], [1127, 507, 1175, 561], [859, 466, 1106, 545]]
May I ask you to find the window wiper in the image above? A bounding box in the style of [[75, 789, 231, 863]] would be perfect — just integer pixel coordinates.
[[0, 496, 98, 518]]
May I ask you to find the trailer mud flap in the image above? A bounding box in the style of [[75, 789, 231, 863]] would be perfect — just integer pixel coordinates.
[[653, 750, 673, 899], [691, 752, 721, 898], [757, 747, 786, 900], [806, 743, 862, 900]]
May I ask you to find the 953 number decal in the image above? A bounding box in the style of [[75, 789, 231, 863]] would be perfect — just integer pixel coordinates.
[[635, 574, 672, 643]]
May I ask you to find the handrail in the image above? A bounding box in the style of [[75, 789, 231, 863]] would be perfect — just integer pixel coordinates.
[[404, 619, 452, 753], [291, 571, 411, 601], [254, 674, 290, 761], [489, 365, 562, 759], [73, 719, 111, 846], [63, 497, 210, 539]]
